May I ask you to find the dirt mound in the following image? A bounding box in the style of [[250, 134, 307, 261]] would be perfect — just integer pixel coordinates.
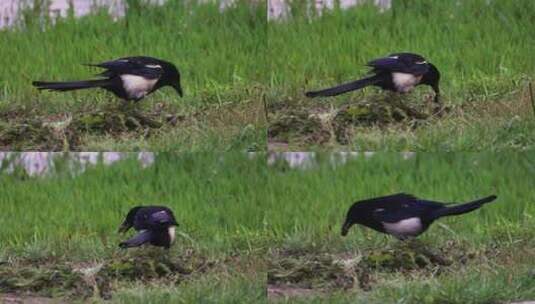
[[268, 109, 331, 146], [0, 104, 184, 150], [0, 264, 94, 299], [267, 96, 444, 147], [268, 254, 355, 291], [0, 249, 215, 301], [268, 242, 465, 300]]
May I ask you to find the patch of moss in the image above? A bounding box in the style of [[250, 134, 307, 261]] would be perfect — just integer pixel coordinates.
[[267, 96, 435, 146], [0, 265, 93, 299], [268, 243, 459, 293], [268, 110, 331, 145], [268, 254, 354, 290], [362, 242, 453, 272], [0, 106, 166, 150], [0, 250, 216, 301], [102, 254, 194, 282], [74, 110, 162, 134]]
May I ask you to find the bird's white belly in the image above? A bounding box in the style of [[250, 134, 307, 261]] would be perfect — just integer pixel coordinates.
[[383, 217, 422, 237], [168, 226, 176, 243], [120, 74, 158, 99], [392, 72, 422, 93]]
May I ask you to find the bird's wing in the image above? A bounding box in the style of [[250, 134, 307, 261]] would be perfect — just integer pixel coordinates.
[[134, 207, 177, 230], [367, 55, 429, 75], [363, 193, 418, 205], [367, 57, 407, 71], [119, 230, 154, 248], [148, 210, 176, 226], [89, 57, 164, 79], [369, 193, 421, 223]]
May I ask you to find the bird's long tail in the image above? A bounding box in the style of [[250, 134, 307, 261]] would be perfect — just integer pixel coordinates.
[[32, 79, 111, 92], [431, 195, 497, 220], [305, 74, 383, 98], [119, 230, 153, 248]]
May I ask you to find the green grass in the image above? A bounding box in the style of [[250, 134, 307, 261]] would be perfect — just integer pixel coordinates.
[[0, 0, 267, 151], [1, 0, 266, 104], [112, 275, 266, 304], [275, 267, 535, 304], [265, 152, 535, 247], [0, 153, 268, 255], [0, 152, 268, 303], [269, 0, 534, 97], [265, 152, 535, 302], [267, 0, 535, 151], [0, 152, 534, 302]]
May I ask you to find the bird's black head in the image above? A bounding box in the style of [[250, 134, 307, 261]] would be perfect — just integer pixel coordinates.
[[152, 206, 179, 227], [162, 61, 183, 97], [422, 63, 440, 103], [161, 212, 179, 227], [341, 203, 363, 236], [118, 206, 143, 233]]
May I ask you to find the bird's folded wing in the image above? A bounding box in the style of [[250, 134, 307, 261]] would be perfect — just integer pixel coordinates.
[[90, 59, 163, 79], [367, 193, 419, 223], [361, 193, 417, 205], [371, 208, 413, 223], [146, 210, 175, 228], [367, 57, 429, 75], [120, 230, 153, 247]]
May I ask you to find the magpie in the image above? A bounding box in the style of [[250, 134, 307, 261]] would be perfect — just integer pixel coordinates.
[[341, 193, 497, 240], [305, 53, 440, 104], [118, 206, 179, 249], [32, 56, 183, 102]]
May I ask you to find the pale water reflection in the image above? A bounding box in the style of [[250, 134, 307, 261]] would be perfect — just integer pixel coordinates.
[[267, 152, 415, 169], [0, 0, 241, 29], [0, 152, 155, 176], [1, 0, 391, 28], [268, 0, 392, 21]]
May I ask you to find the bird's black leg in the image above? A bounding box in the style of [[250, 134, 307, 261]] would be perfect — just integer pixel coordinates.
[[402, 238, 450, 266], [118, 99, 132, 112], [431, 94, 444, 117], [405, 237, 419, 250]]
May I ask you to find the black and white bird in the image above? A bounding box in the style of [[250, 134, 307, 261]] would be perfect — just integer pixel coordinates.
[[118, 206, 179, 249], [306, 53, 440, 104], [33, 56, 183, 102], [341, 193, 497, 240]]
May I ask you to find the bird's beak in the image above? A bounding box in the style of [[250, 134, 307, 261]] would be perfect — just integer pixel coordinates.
[[341, 221, 352, 236], [174, 84, 183, 97]]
